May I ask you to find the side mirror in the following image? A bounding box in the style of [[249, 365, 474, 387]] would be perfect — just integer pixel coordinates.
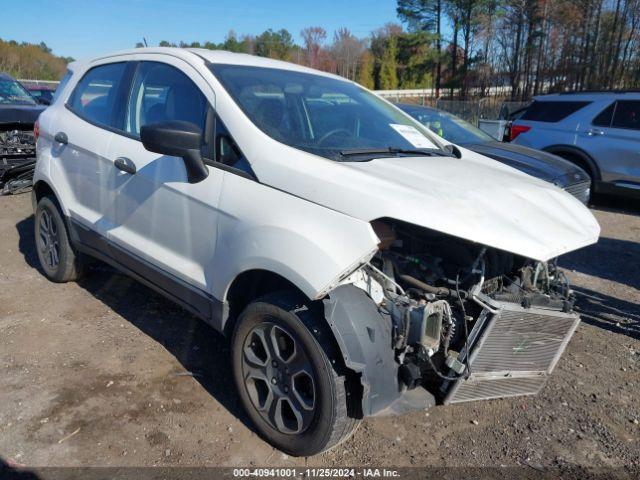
[[140, 121, 209, 183], [37, 97, 51, 105]]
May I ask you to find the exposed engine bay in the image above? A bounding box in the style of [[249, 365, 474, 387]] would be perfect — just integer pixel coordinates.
[[0, 126, 36, 194], [342, 218, 580, 405]]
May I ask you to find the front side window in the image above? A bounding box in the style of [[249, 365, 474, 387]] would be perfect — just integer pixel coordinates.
[[126, 62, 208, 138], [209, 65, 441, 161], [611, 100, 640, 130], [69, 63, 128, 128], [213, 113, 254, 175], [521, 101, 590, 123], [0, 78, 36, 105]]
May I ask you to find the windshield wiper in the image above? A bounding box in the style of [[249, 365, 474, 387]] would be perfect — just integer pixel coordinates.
[[339, 147, 454, 158]]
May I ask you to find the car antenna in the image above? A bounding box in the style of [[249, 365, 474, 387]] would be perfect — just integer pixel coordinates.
[[143, 37, 148, 47]]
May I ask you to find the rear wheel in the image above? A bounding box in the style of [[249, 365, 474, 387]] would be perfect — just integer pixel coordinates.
[[35, 196, 85, 282], [231, 292, 359, 456]]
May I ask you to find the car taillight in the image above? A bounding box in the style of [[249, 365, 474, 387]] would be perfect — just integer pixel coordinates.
[[510, 124, 531, 141], [34, 119, 40, 141]]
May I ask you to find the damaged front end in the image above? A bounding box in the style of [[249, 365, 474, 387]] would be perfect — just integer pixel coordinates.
[[0, 124, 37, 194], [329, 218, 582, 415]]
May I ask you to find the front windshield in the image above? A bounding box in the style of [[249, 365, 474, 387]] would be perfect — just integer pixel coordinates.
[[0, 79, 37, 105], [403, 107, 494, 145], [210, 64, 443, 160]]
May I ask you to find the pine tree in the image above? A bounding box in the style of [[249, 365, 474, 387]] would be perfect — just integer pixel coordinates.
[[397, 0, 442, 95], [357, 51, 375, 88], [379, 36, 399, 89]]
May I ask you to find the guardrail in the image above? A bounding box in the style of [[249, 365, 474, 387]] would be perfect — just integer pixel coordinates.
[[374, 88, 438, 98], [374, 86, 512, 100], [17, 79, 60, 89]]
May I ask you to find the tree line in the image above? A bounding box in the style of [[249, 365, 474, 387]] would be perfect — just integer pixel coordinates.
[[143, 0, 640, 99], [0, 39, 72, 80], [399, 0, 640, 99], [2, 0, 638, 99], [143, 25, 437, 91]]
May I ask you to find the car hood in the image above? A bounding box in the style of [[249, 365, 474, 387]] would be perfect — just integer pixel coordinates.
[[0, 104, 45, 126], [464, 141, 588, 185], [257, 146, 600, 262]]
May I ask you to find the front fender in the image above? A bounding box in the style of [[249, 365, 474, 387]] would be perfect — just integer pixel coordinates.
[[213, 172, 379, 305]]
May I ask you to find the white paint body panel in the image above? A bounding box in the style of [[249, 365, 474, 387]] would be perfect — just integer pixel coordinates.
[[214, 173, 379, 300], [250, 145, 600, 262], [35, 48, 600, 307], [103, 53, 222, 290]]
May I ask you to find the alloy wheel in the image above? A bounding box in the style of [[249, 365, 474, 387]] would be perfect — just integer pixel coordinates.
[[242, 321, 316, 434], [38, 208, 60, 269]]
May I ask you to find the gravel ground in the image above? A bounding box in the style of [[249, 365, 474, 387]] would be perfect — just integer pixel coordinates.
[[0, 192, 638, 475]]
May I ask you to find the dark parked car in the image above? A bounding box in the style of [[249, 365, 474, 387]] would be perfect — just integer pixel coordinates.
[[398, 103, 591, 204], [0, 73, 45, 193], [25, 86, 56, 105]]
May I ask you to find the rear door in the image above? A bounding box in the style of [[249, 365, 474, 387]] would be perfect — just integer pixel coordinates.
[[511, 100, 591, 148], [578, 100, 640, 187], [53, 62, 132, 236], [104, 57, 223, 305]]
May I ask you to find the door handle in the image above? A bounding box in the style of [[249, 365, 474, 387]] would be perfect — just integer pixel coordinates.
[[114, 157, 136, 174], [586, 128, 604, 136], [54, 132, 68, 144]]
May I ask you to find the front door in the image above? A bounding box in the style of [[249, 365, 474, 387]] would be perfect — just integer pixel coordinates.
[[104, 58, 222, 312], [578, 100, 640, 187]]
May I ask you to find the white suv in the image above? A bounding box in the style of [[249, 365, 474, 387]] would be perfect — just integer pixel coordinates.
[[33, 48, 600, 456]]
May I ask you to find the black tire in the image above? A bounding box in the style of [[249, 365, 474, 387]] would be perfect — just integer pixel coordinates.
[[34, 195, 85, 282], [231, 292, 359, 456]]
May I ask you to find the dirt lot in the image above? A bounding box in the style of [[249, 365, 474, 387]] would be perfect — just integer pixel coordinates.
[[1, 192, 638, 472]]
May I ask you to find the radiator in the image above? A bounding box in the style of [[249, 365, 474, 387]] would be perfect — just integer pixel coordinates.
[[444, 302, 580, 404]]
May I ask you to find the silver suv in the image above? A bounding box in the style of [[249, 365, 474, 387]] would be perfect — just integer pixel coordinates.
[[511, 92, 640, 198]]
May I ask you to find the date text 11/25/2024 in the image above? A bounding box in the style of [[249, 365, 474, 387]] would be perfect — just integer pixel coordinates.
[[233, 468, 401, 478]]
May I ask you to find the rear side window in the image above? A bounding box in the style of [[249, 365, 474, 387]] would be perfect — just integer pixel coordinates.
[[52, 70, 72, 104], [125, 62, 208, 138], [521, 101, 590, 122], [611, 100, 640, 130], [68, 63, 128, 128], [592, 102, 615, 127]]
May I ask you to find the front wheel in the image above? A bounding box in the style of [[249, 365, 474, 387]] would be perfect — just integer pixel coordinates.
[[231, 293, 359, 456]]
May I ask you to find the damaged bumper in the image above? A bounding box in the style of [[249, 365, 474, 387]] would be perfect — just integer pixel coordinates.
[[323, 284, 436, 417], [1, 127, 37, 194], [323, 283, 581, 417], [325, 245, 583, 417]]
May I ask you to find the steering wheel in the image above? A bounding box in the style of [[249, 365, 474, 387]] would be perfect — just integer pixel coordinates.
[[317, 128, 352, 146]]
